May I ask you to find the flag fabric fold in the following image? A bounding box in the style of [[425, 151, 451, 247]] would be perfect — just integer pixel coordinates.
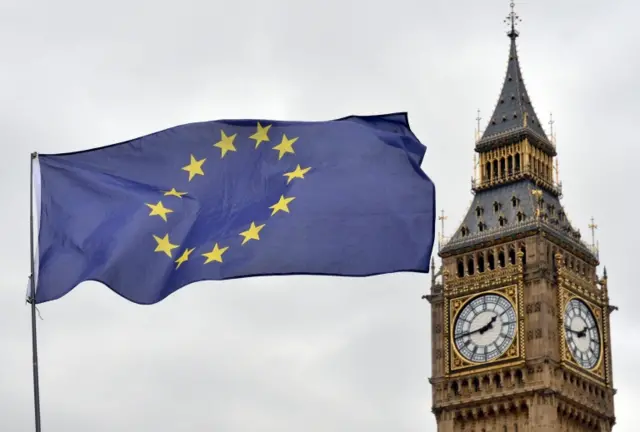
[[33, 112, 436, 304]]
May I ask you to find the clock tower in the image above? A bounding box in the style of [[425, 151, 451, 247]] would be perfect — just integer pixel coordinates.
[[425, 6, 617, 431]]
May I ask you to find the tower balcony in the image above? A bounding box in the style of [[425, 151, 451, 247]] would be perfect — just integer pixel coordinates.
[[471, 168, 562, 197]]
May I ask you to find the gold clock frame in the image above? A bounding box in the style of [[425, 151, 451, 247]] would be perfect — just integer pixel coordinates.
[[559, 290, 606, 381], [446, 284, 524, 375]]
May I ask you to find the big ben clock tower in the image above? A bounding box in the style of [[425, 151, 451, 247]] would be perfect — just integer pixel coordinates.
[[425, 5, 617, 431]]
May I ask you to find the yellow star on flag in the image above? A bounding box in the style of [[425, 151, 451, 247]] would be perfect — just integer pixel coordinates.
[[283, 165, 311, 184], [272, 134, 298, 160], [182, 154, 206, 181], [175, 247, 195, 269], [239, 222, 266, 245], [153, 234, 179, 258], [164, 188, 187, 198], [146, 201, 173, 222], [249, 122, 272, 149], [202, 243, 229, 264], [269, 195, 296, 216], [214, 130, 237, 158]]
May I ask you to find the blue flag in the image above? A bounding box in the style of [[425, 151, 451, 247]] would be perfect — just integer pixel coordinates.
[[32, 113, 436, 304]]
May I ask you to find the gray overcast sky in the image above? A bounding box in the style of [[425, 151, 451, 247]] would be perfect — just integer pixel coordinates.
[[1, 0, 638, 430]]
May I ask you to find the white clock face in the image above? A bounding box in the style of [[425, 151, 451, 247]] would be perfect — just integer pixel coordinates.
[[564, 298, 601, 369], [453, 293, 517, 363]]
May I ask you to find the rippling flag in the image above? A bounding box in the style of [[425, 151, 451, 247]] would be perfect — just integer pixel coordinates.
[[31, 113, 436, 305]]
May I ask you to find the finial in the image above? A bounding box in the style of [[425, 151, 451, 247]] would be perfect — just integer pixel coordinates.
[[473, 154, 478, 183], [548, 113, 556, 144], [531, 189, 543, 218], [531, 188, 543, 201], [430, 258, 437, 285], [603, 266, 608, 279], [475, 109, 482, 142], [504, 2, 522, 38], [588, 217, 598, 250], [438, 210, 448, 248]]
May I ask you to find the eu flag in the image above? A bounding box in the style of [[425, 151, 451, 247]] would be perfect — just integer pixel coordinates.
[[32, 113, 436, 304]]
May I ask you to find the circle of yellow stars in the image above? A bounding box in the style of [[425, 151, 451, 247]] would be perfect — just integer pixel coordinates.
[[146, 122, 312, 269]]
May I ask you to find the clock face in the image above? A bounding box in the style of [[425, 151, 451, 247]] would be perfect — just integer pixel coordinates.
[[564, 298, 601, 369], [453, 293, 518, 363]]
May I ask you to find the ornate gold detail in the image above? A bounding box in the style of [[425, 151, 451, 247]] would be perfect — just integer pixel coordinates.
[[447, 284, 523, 374], [558, 265, 603, 306], [558, 283, 606, 382], [446, 264, 520, 297]]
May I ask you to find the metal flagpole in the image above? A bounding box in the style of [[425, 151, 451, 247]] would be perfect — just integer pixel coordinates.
[[29, 151, 42, 432]]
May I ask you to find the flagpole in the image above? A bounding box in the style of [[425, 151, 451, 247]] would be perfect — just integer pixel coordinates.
[[29, 151, 42, 432]]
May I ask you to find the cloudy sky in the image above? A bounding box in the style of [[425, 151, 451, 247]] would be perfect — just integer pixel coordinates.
[[1, 0, 638, 430]]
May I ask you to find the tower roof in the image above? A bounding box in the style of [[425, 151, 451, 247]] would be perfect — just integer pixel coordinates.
[[439, 179, 597, 264], [476, 8, 555, 155], [440, 5, 597, 264]]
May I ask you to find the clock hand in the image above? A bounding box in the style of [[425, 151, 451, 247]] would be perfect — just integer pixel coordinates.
[[456, 327, 484, 338], [565, 325, 589, 338], [478, 315, 498, 335], [577, 325, 596, 338], [455, 315, 498, 338]]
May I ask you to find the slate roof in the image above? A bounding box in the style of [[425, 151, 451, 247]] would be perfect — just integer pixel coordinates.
[[439, 19, 597, 263], [440, 180, 597, 263], [476, 29, 555, 156]]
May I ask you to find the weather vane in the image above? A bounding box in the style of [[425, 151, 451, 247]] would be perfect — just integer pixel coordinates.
[[504, 2, 522, 37]]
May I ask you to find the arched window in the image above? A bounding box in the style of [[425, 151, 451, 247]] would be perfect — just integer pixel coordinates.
[[507, 155, 513, 176], [515, 369, 523, 385], [467, 258, 475, 276], [509, 248, 516, 265], [515, 153, 521, 172], [488, 251, 495, 270], [498, 250, 506, 267], [457, 259, 464, 277]]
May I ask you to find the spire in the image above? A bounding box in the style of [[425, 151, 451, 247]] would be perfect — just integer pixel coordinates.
[[477, 3, 555, 155]]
